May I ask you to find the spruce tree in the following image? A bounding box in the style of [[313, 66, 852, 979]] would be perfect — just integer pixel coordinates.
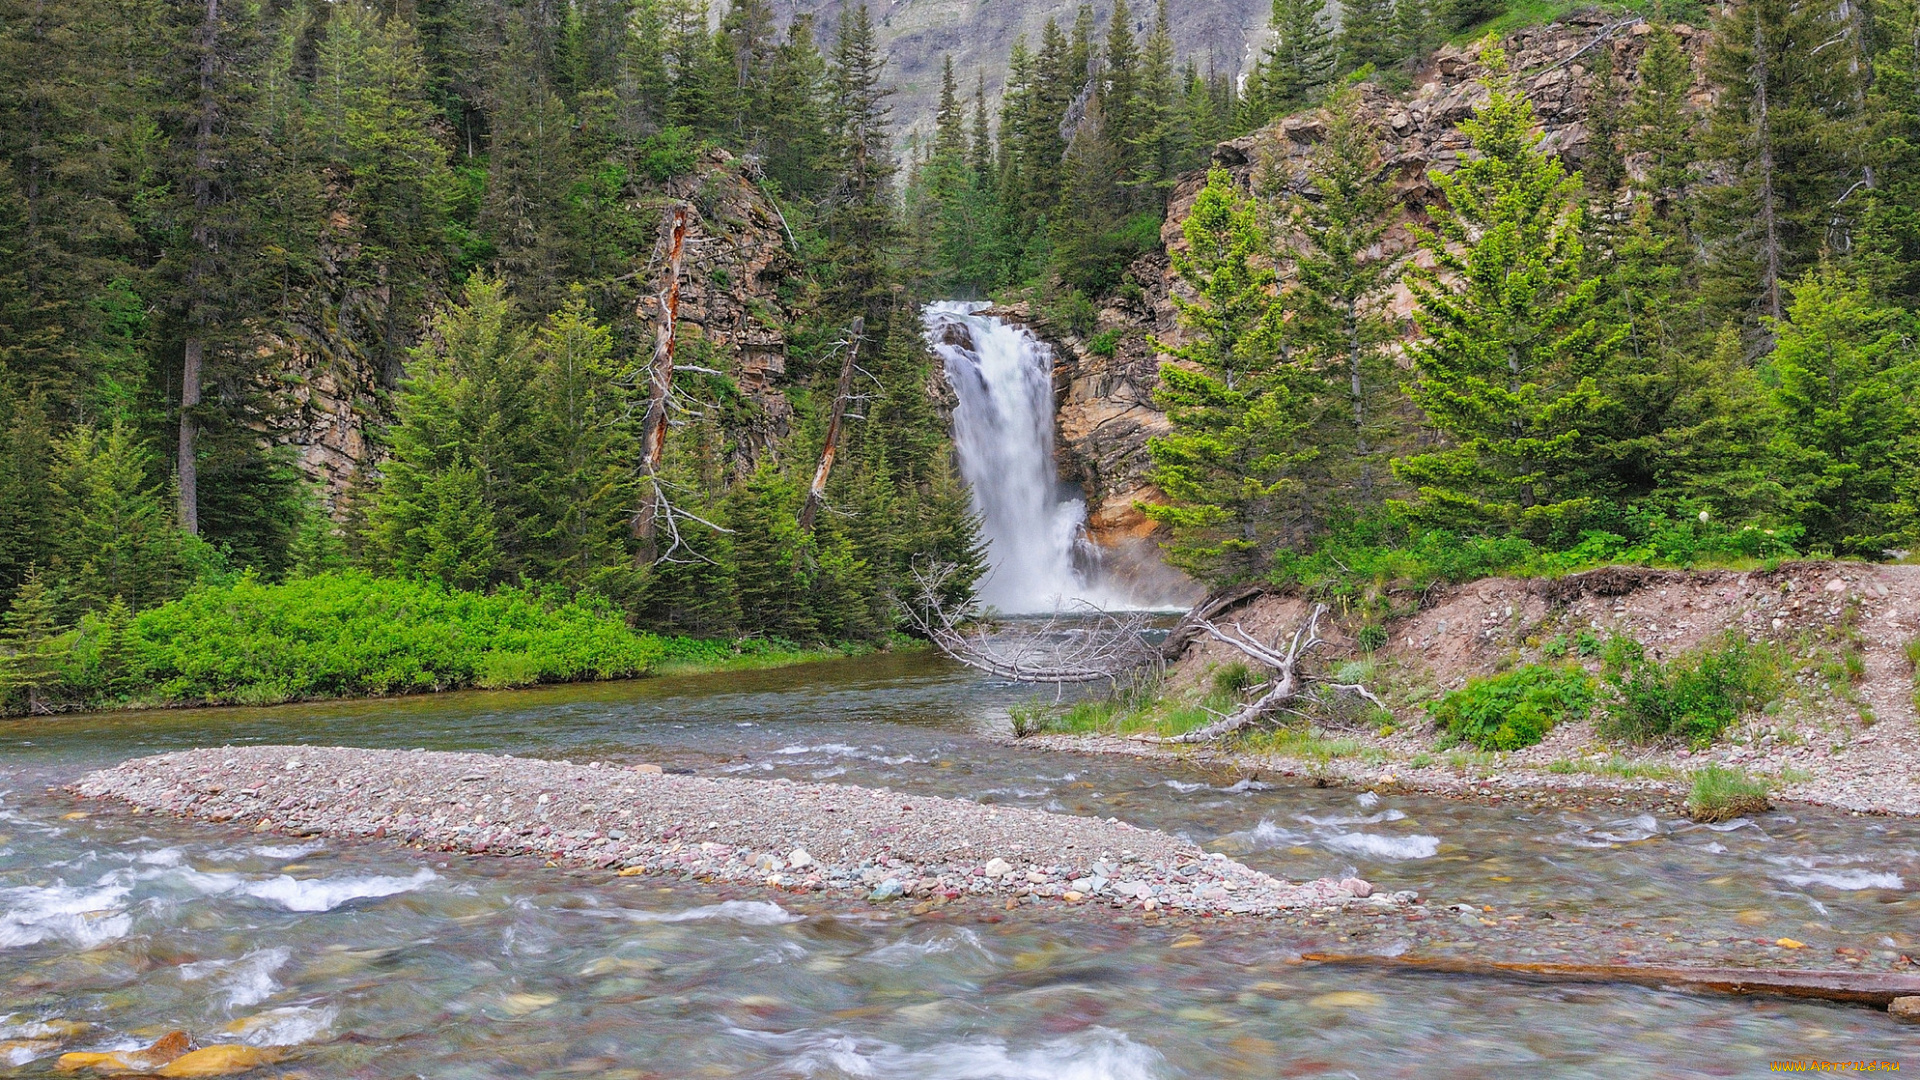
[[1127, 0, 1182, 199], [0, 569, 66, 715], [824, 3, 897, 322], [1703, 0, 1863, 322], [1100, 0, 1141, 183], [1288, 91, 1404, 502], [1860, 0, 1920, 305], [50, 419, 187, 612], [725, 464, 818, 640], [524, 294, 640, 595], [1143, 169, 1313, 581], [1338, 0, 1397, 73], [1767, 263, 1920, 554], [1261, 0, 1335, 115], [1395, 54, 1619, 538]]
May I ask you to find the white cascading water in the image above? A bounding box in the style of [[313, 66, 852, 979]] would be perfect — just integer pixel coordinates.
[[923, 301, 1126, 613]]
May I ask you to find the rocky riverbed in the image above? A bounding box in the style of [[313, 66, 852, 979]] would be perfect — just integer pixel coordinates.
[[71, 746, 1408, 918]]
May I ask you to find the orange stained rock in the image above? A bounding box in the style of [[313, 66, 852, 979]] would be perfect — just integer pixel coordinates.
[[57, 1031, 190, 1074], [153, 1045, 284, 1077]]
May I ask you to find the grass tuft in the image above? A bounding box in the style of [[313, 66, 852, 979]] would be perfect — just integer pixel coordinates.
[[1686, 765, 1773, 823]]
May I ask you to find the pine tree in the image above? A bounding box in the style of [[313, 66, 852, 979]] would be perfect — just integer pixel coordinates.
[[50, 419, 187, 612], [1127, 0, 1182, 199], [0, 569, 66, 715], [1338, 0, 1397, 73], [1144, 169, 1314, 581], [1261, 0, 1335, 116], [824, 3, 897, 322], [1703, 0, 1863, 322], [1625, 26, 1698, 236], [481, 16, 578, 312], [1288, 91, 1404, 503], [1767, 263, 1920, 553], [523, 293, 640, 594], [725, 464, 817, 640], [1395, 54, 1620, 538]]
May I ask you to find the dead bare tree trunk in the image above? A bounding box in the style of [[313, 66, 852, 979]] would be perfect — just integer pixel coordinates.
[[177, 0, 222, 535], [798, 316, 863, 533], [632, 204, 691, 559]]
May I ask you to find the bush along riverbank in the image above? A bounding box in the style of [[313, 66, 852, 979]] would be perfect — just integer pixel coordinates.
[[0, 572, 877, 716], [1017, 562, 1920, 818]]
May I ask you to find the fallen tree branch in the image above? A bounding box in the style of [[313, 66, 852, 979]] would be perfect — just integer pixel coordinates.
[[896, 560, 1161, 685], [1300, 953, 1920, 1009]]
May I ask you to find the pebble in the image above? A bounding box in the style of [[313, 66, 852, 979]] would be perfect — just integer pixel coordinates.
[[72, 746, 1406, 920]]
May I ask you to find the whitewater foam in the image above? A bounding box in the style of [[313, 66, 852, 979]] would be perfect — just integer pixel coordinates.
[[621, 900, 801, 925], [1321, 833, 1440, 861], [1779, 869, 1904, 891], [0, 881, 134, 948]]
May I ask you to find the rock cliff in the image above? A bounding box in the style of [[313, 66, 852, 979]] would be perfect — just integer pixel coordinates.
[[266, 149, 812, 507]]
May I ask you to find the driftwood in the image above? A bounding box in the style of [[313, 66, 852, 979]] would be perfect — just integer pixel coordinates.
[[798, 316, 864, 533], [1301, 953, 1920, 1010], [1131, 604, 1384, 744], [897, 560, 1162, 685], [632, 204, 691, 556]]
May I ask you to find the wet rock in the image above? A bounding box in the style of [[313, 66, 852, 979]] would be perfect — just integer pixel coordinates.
[[1890, 996, 1920, 1020], [1339, 877, 1374, 898], [58, 1031, 191, 1073], [154, 1045, 284, 1077], [867, 878, 903, 901]]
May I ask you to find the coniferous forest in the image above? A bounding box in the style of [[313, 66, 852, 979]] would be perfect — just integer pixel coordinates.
[[3, 0, 1920, 714]]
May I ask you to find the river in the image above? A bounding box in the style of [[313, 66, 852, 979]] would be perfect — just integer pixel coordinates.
[[4, 652, 1917, 1077]]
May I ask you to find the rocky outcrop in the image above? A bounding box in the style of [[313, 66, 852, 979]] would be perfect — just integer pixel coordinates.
[[265, 149, 813, 508], [646, 148, 805, 475]]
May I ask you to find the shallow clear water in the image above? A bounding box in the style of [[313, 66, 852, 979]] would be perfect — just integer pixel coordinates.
[[4, 653, 1917, 1077]]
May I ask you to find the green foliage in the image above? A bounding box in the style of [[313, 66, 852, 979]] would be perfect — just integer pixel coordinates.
[[1145, 169, 1314, 582], [1087, 328, 1123, 357], [1765, 264, 1919, 555], [48, 571, 665, 710], [0, 570, 68, 714], [1428, 663, 1595, 750], [1396, 51, 1622, 539], [1686, 765, 1773, 823], [1598, 631, 1780, 746]]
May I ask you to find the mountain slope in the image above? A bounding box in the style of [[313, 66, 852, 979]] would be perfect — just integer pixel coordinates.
[[793, 0, 1275, 140]]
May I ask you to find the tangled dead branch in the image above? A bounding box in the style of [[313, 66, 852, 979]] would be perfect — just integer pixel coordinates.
[[901, 562, 1384, 741], [897, 561, 1162, 686], [1131, 604, 1384, 744]]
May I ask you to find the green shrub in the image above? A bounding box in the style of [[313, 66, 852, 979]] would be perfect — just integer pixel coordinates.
[[637, 126, 701, 181], [1356, 623, 1389, 652], [1428, 664, 1595, 751], [1686, 765, 1773, 823], [53, 571, 665, 708], [1211, 661, 1255, 697], [1087, 328, 1122, 357], [1599, 632, 1779, 746]]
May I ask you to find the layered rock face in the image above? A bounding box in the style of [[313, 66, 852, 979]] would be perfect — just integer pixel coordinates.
[[1019, 13, 1706, 559], [267, 149, 809, 507]]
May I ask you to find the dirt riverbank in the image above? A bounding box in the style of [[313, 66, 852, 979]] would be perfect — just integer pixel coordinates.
[[1040, 562, 1920, 818]]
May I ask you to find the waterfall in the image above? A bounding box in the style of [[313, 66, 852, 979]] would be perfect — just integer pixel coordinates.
[[923, 302, 1126, 613]]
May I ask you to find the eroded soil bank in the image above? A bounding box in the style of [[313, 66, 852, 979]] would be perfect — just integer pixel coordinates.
[[1049, 562, 1920, 817]]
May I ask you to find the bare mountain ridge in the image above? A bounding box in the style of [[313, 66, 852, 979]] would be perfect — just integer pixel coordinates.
[[786, 0, 1275, 141]]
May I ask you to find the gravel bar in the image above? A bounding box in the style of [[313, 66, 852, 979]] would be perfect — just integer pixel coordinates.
[[72, 746, 1407, 917]]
